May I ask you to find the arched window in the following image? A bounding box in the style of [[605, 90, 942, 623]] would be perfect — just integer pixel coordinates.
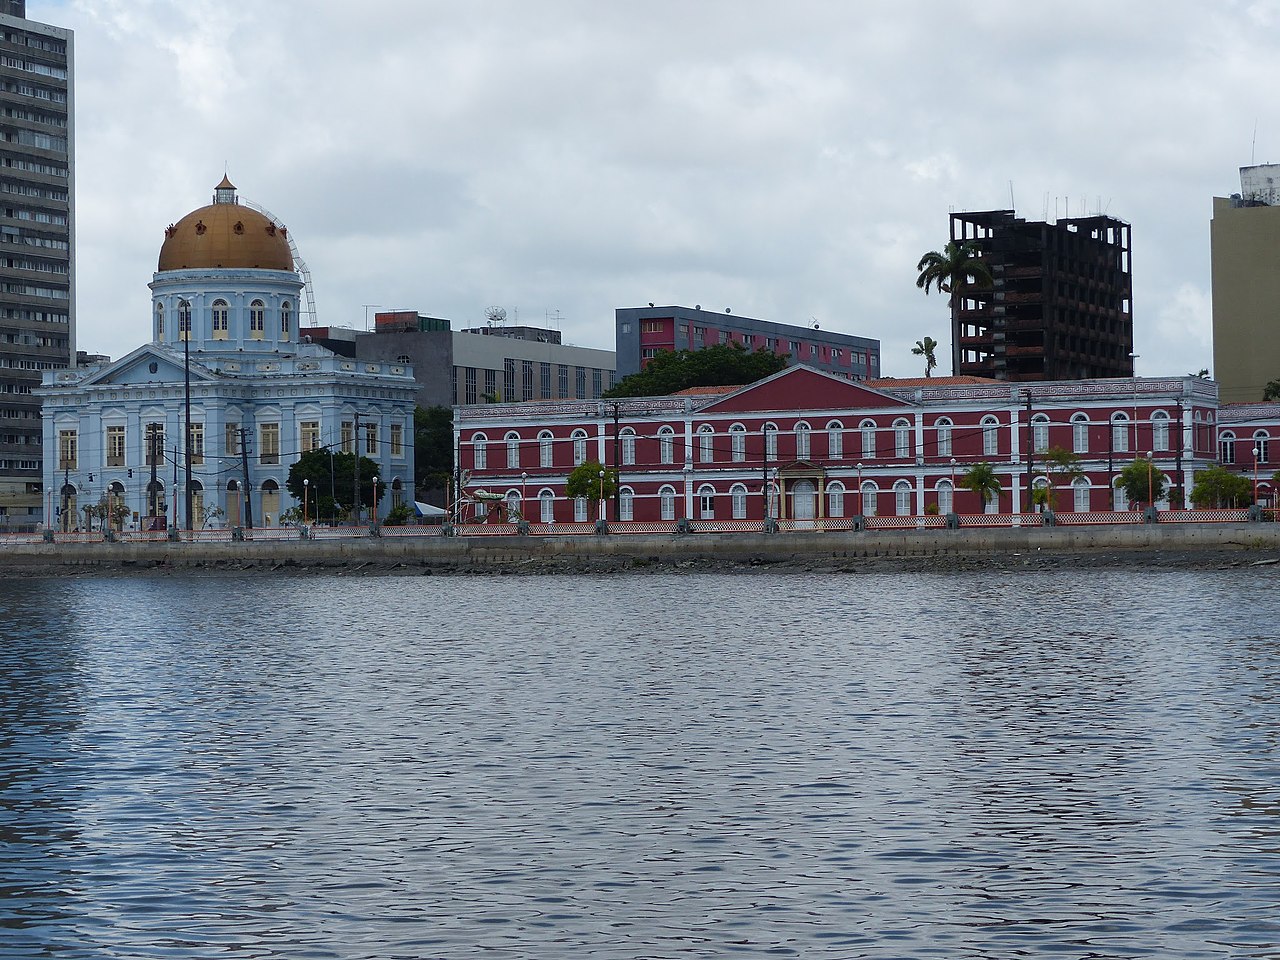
[[1152, 410, 1170, 452], [860, 480, 878, 517], [860, 419, 877, 458], [155, 301, 164, 337], [1254, 430, 1270, 464], [281, 300, 292, 336], [505, 431, 521, 469], [937, 479, 953, 515], [620, 427, 636, 466], [249, 299, 265, 338], [1111, 412, 1130, 453], [698, 424, 715, 464], [698, 483, 716, 519], [764, 422, 778, 461], [619, 486, 634, 521], [1218, 430, 1236, 465], [1032, 475, 1049, 512], [981, 416, 1000, 456], [505, 489, 521, 521], [894, 479, 913, 516], [1113, 476, 1130, 512], [893, 418, 911, 458], [1032, 413, 1049, 453], [1071, 412, 1090, 453], [574, 496, 588, 522], [658, 426, 675, 465], [730, 424, 746, 463], [178, 299, 192, 340], [1073, 476, 1091, 513], [539, 430, 554, 467], [658, 484, 676, 521], [472, 433, 488, 470], [730, 482, 748, 519], [795, 422, 811, 460], [935, 418, 952, 458], [827, 480, 845, 517], [211, 299, 229, 339], [571, 429, 588, 465], [539, 488, 555, 523], [827, 420, 844, 460]]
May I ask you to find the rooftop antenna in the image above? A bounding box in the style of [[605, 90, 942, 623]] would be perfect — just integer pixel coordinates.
[[1008, 180, 1015, 210], [1252, 118, 1258, 165], [362, 304, 380, 331], [485, 305, 507, 327]]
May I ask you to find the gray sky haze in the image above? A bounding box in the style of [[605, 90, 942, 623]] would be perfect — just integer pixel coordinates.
[[46, 0, 1280, 378]]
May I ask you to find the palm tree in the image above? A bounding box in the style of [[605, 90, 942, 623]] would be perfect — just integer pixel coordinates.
[[961, 461, 1001, 512], [915, 240, 994, 306], [912, 336, 939, 377]]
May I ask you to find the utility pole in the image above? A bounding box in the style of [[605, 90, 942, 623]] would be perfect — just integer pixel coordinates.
[[148, 423, 158, 525], [1024, 391, 1033, 510], [1175, 398, 1185, 508], [612, 403, 621, 522], [353, 413, 361, 525], [239, 426, 254, 528], [183, 324, 193, 532]]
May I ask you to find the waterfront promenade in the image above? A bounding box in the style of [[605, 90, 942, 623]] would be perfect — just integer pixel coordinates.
[[2, 515, 1279, 574]]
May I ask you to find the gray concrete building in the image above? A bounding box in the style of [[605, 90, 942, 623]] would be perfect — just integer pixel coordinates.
[[1211, 164, 1280, 403], [0, 0, 73, 529], [305, 312, 616, 409]]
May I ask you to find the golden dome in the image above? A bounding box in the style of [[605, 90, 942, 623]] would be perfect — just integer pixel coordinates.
[[157, 179, 294, 272]]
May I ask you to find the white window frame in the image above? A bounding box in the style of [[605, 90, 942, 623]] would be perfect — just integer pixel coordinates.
[[698, 483, 715, 519], [935, 418, 952, 458], [539, 431, 554, 468], [827, 421, 844, 460], [981, 416, 999, 457], [571, 429, 588, 466], [860, 419, 876, 458], [619, 487, 634, 521], [894, 479, 913, 516], [730, 482, 748, 519], [659, 485, 676, 521], [698, 425, 714, 464], [621, 427, 636, 466], [539, 489, 555, 523], [1032, 414, 1049, 454], [827, 481, 845, 517], [894, 418, 911, 459], [795, 422, 811, 460], [472, 433, 487, 470], [506, 431, 521, 469], [1112, 413, 1130, 454], [1072, 413, 1089, 453], [1152, 411, 1169, 452], [658, 426, 674, 465], [730, 424, 746, 463], [1073, 477, 1090, 513]]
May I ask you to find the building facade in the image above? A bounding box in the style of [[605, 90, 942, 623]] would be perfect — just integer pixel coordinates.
[[614, 304, 880, 381], [306, 312, 617, 409], [38, 179, 416, 530], [454, 367, 1233, 526], [1211, 164, 1280, 403], [0, 0, 72, 528], [950, 210, 1133, 382]]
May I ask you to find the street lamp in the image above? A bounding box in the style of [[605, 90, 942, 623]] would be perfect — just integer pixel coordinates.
[[372, 474, 379, 525], [1254, 447, 1261, 506], [1147, 451, 1154, 511], [303, 478, 310, 525], [949, 457, 957, 514], [598, 468, 605, 522], [857, 462, 864, 515], [1129, 352, 1140, 456], [521, 471, 527, 522]]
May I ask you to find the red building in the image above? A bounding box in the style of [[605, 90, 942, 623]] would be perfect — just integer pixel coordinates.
[[452, 367, 1252, 528]]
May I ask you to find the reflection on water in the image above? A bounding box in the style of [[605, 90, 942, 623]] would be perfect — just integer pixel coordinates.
[[1, 570, 1279, 959]]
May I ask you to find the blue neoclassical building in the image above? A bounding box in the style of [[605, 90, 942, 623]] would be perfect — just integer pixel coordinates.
[[38, 178, 417, 530]]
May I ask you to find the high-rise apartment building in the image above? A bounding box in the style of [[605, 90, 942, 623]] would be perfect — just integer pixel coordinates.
[[0, 0, 73, 528], [949, 210, 1132, 382], [1211, 164, 1280, 404]]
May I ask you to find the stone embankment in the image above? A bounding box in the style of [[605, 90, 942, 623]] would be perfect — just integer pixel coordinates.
[[1, 523, 1279, 576]]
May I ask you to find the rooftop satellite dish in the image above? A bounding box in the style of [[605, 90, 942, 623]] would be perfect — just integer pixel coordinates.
[[485, 306, 507, 326], [811, 317, 820, 329]]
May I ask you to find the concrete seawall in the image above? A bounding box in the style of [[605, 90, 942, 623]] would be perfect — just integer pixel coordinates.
[[3, 523, 1280, 575]]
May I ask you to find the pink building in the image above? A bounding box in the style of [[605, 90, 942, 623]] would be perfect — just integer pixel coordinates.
[[454, 367, 1240, 527]]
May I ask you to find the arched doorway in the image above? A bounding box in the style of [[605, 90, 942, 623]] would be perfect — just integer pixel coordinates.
[[261, 479, 280, 525], [226, 479, 242, 528], [792, 479, 817, 525]]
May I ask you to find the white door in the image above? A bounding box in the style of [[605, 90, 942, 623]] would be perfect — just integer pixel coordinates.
[[793, 480, 816, 523]]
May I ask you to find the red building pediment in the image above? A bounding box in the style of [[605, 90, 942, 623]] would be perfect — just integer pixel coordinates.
[[697, 365, 912, 414]]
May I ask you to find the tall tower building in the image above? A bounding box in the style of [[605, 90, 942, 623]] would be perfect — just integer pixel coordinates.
[[1211, 164, 1280, 404], [949, 210, 1133, 382], [0, 0, 73, 528]]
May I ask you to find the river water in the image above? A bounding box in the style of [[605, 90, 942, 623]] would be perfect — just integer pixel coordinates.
[[1, 570, 1278, 959]]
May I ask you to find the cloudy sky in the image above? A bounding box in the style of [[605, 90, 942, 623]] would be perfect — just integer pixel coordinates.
[[43, 0, 1280, 378]]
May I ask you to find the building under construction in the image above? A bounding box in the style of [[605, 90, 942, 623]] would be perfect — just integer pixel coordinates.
[[949, 210, 1133, 381]]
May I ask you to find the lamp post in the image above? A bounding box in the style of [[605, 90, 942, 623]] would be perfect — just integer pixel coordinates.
[[857, 462, 864, 516], [949, 457, 957, 514], [598, 469, 605, 522], [521, 471, 527, 522], [372, 475, 379, 525], [1147, 451, 1154, 511], [1129, 352, 1140, 456], [1253, 447, 1261, 506], [303, 478, 310, 525]]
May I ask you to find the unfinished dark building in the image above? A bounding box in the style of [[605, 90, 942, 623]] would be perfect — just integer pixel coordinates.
[[950, 211, 1133, 381]]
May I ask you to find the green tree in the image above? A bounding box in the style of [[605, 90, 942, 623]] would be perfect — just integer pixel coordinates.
[[414, 405, 453, 494], [1264, 379, 1280, 401], [912, 336, 939, 377], [1190, 465, 1254, 508], [565, 459, 617, 502], [915, 240, 994, 308], [1116, 457, 1168, 509], [1040, 446, 1085, 511], [603, 342, 788, 399], [285, 449, 383, 520], [961, 461, 1001, 509]]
